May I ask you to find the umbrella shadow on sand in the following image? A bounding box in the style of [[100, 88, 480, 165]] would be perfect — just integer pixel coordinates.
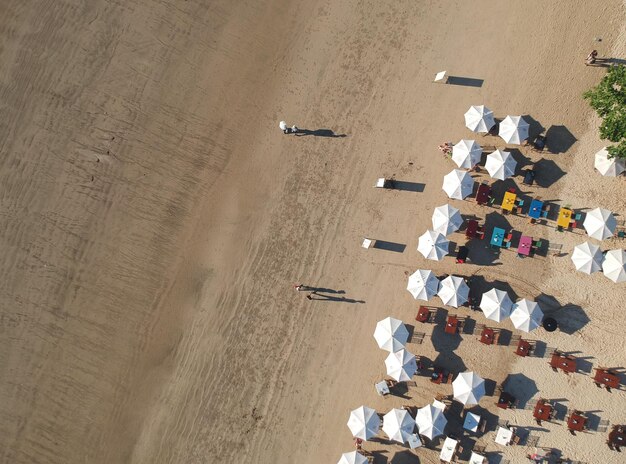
[[430, 316, 467, 375], [502, 373, 538, 409]]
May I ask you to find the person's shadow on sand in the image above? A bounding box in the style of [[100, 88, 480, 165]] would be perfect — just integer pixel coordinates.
[[295, 128, 347, 138], [309, 292, 364, 303]]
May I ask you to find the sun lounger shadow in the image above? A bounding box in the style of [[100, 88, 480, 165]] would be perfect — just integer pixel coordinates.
[[446, 76, 484, 87], [390, 180, 425, 192], [295, 128, 347, 137], [372, 240, 406, 253]]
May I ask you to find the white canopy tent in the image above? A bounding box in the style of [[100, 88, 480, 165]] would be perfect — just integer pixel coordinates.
[[407, 269, 440, 301], [594, 147, 626, 177], [432, 204, 464, 236], [337, 451, 368, 464], [510, 299, 544, 333], [464, 105, 495, 133], [452, 139, 483, 169], [415, 403, 447, 439], [571, 241, 603, 274], [485, 150, 517, 180], [480, 288, 513, 322], [499, 115, 529, 144], [373, 317, 409, 352], [385, 349, 418, 382], [383, 408, 415, 443], [437, 275, 470, 308], [347, 406, 381, 440], [442, 169, 474, 200], [452, 372, 486, 406], [583, 207, 616, 240], [418, 230, 449, 261], [602, 249, 626, 283]]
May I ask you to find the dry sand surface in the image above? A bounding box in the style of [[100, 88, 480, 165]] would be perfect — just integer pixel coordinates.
[[1, 0, 626, 463]]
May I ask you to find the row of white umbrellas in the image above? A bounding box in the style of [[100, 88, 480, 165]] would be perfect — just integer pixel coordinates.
[[452, 139, 518, 180], [571, 244, 626, 282], [372, 318, 417, 380], [464, 105, 530, 144]]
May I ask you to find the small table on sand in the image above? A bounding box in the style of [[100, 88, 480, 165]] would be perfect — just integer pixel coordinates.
[[469, 452, 487, 464], [609, 425, 626, 449], [594, 368, 620, 389], [416, 306, 431, 323], [375, 380, 390, 396], [557, 207, 573, 228], [518, 235, 533, 256], [567, 411, 587, 432], [490, 227, 505, 248], [528, 199, 543, 219], [495, 426, 514, 446], [550, 352, 577, 374], [534, 400, 553, 422], [476, 184, 491, 205], [466, 219, 479, 239], [515, 339, 532, 357], [497, 391, 515, 409], [439, 437, 459, 462], [501, 191, 517, 212], [480, 327, 495, 345], [445, 315, 459, 334]]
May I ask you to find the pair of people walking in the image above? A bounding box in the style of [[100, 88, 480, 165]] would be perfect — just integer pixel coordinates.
[[279, 120, 298, 134]]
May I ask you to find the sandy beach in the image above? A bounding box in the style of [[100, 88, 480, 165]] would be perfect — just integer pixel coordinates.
[[1, 0, 625, 463]]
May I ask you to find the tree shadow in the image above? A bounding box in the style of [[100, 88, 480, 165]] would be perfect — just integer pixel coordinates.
[[295, 128, 347, 137], [545, 125, 577, 153], [534, 158, 567, 188], [503, 373, 538, 409]]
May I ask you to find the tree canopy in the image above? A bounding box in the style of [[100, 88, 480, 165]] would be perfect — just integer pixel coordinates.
[[583, 64, 626, 159]]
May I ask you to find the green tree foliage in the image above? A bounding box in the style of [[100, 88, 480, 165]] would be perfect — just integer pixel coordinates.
[[583, 64, 626, 159]]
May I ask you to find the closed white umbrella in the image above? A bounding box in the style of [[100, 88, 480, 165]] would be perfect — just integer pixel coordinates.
[[595, 147, 626, 177], [415, 403, 447, 439], [464, 105, 495, 133], [385, 349, 417, 382], [432, 204, 463, 235], [338, 452, 368, 464], [452, 372, 485, 406], [418, 230, 449, 261], [442, 169, 474, 200], [571, 241, 603, 274], [437, 275, 470, 308], [480, 288, 513, 322], [583, 208, 617, 240], [374, 317, 409, 352], [347, 406, 381, 440], [452, 139, 483, 169], [407, 269, 440, 301], [499, 115, 529, 144], [383, 408, 415, 443], [602, 249, 626, 283], [510, 299, 544, 332], [485, 150, 517, 180]]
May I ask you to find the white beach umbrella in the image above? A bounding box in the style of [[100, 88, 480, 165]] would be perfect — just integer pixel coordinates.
[[480, 288, 513, 322], [407, 269, 440, 301], [499, 115, 529, 144], [442, 169, 474, 200], [485, 149, 517, 180], [432, 204, 464, 236], [415, 403, 447, 439], [418, 230, 449, 261], [383, 408, 415, 443], [437, 275, 470, 308], [510, 299, 544, 333], [452, 372, 485, 406], [571, 241, 603, 274], [337, 451, 368, 464], [602, 249, 626, 283], [385, 349, 418, 382], [452, 139, 483, 169], [464, 105, 495, 133], [583, 208, 617, 240], [347, 406, 381, 440], [594, 147, 626, 177], [374, 317, 409, 352]]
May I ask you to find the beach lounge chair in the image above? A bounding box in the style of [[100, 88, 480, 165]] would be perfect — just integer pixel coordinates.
[[523, 168, 536, 186], [530, 134, 547, 152]]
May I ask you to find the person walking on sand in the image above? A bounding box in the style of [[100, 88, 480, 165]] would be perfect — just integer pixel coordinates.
[[294, 284, 309, 291], [279, 120, 289, 134], [585, 50, 598, 65], [306, 292, 316, 300]]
